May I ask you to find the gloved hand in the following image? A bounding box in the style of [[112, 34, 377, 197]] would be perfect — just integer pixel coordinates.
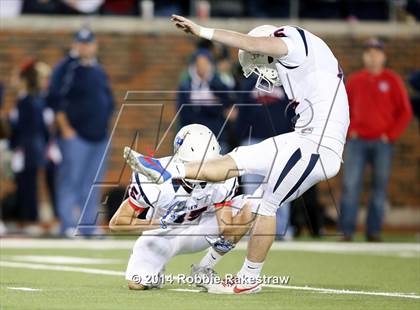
[[160, 201, 188, 229], [205, 235, 236, 253]]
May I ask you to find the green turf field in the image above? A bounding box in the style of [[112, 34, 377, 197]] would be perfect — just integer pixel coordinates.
[[1, 239, 419, 310]]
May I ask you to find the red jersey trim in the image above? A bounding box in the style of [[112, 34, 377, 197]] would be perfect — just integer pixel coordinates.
[[128, 198, 146, 213]]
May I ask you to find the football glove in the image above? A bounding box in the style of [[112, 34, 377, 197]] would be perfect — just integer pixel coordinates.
[[160, 201, 188, 229], [205, 235, 236, 253]]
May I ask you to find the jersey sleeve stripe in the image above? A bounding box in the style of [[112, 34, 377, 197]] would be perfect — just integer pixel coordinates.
[[134, 172, 154, 208], [294, 27, 308, 56], [214, 201, 233, 209], [128, 198, 146, 213], [278, 61, 299, 70]]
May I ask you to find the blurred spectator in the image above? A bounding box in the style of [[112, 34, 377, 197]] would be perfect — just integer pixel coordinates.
[[339, 39, 412, 241], [22, 0, 61, 14], [299, 0, 390, 20], [244, 0, 290, 18], [0, 82, 9, 138], [177, 48, 232, 152], [7, 59, 52, 235], [216, 47, 236, 90], [406, 0, 420, 20], [60, 0, 103, 14], [408, 71, 420, 123], [36, 61, 61, 225], [22, 0, 103, 15], [101, 0, 138, 15], [235, 74, 294, 239], [0, 0, 23, 18], [154, 0, 184, 16], [47, 28, 114, 237]]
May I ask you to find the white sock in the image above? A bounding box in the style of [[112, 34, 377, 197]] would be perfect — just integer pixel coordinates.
[[166, 162, 186, 179], [237, 258, 264, 280], [198, 248, 223, 269]]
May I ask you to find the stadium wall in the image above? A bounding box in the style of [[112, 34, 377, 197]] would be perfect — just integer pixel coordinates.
[[0, 17, 419, 228]]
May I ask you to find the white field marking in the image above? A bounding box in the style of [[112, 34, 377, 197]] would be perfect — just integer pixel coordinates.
[[263, 284, 420, 300], [7, 287, 41, 292], [1, 239, 419, 257], [9, 255, 121, 265], [169, 288, 201, 293], [0, 261, 124, 276], [1, 260, 420, 300]]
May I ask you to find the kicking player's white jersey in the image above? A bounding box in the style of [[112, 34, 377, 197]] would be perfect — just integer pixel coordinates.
[[125, 157, 238, 286], [275, 26, 349, 154], [229, 26, 349, 216]]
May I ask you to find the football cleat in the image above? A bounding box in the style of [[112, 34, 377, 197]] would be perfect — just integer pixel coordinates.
[[123, 146, 171, 184], [207, 276, 262, 295], [127, 281, 149, 291], [190, 264, 219, 290]]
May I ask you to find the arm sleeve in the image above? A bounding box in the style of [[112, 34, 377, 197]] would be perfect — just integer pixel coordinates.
[[127, 171, 175, 213], [276, 26, 308, 68], [46, 63, 69, 112], [212, 178, 238, 204], [127, 172, 154, 212], [387, 75, 413, 141]]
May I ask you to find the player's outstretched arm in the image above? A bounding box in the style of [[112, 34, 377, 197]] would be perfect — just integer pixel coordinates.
[[109, 199, 160, 233], [171, 14, 288, 57]]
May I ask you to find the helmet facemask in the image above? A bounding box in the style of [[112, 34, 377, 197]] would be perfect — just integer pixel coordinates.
[[239, 51, 281, 93]]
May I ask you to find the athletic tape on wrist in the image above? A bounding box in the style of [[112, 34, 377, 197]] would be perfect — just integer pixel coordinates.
[[199, 27, 214, 40]]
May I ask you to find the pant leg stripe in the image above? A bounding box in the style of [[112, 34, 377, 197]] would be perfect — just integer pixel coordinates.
[[273, 148, 302, 193], [280, 153, 320, 204]]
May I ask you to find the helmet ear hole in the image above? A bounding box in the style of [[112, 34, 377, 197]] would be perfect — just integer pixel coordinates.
[[267, 56, 273, 64], [191, 147, 194, 152]]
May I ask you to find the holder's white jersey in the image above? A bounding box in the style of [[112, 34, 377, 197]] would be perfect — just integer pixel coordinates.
[[127, 157, 237, 223], [274, 26, 349, 155]]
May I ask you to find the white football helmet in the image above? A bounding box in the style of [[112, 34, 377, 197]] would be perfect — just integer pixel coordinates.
[[173, 124, 221, 191], [173, 124, 221, 163], [238, 25, 282, 93]]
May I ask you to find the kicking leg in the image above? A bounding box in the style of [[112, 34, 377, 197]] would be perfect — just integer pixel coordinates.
[[123, 135, 276, 184]]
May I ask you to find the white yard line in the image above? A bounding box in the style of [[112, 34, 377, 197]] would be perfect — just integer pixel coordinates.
[[169, 288, 201, 293], [1, 239, 419, 257], [7, 287, 42, 292], [1, 260, 419, 300], [8, 255, 121, 265], [263, 284, 420, 300], [0, 261, 124, 276]]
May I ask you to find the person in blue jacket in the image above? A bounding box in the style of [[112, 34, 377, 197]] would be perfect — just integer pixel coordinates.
[[47, 28, 114, 237], [8, 59, 50, 228], [177, 48, 232, 152]]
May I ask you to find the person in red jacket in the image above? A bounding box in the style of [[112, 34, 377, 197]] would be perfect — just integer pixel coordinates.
[[339, 38, 412, 241]]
